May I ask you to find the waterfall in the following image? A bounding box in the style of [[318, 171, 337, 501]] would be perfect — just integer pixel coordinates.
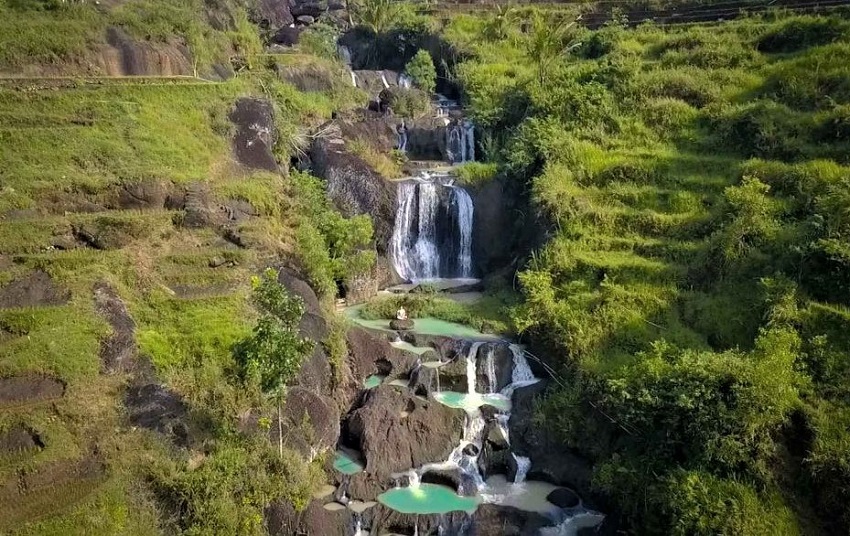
[[391, 177, 475, 282], [510, 344, 536, 384], [349, 70, 357, 87], [338, 45, 352, 65], [446, 119, 476, 164], [399, 73, 413, 89], [485, 346, 497, 394], [512, 453, 531, 484], [381, 71, 390, 89], [466, 342, 483, 394]]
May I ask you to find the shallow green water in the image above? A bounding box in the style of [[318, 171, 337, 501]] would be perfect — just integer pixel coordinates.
[[333, 449, 364, 475], [433, 391, 511, 412], [377, 484, 480, 514], [345, 305, 499, 340], [363, 374, 386, 389], [390, 340, 435, 355]]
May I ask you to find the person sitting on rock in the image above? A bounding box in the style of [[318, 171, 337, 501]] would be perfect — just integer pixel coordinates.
[[396, 306, 407, 320]]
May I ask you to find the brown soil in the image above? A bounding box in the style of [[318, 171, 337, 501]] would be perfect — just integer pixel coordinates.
[[0, 271, 71, 309], [0, 376, 65, 409]]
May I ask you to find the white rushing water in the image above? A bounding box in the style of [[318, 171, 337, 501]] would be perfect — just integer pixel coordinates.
[[485, 346, 497, 393], [466, 342, 483, 394], [512, 454, 531, 484], [381, 71, 390, 89], [391, 175, 475, 282], [399, 73, 413, 89], [446, 119, 475, 164]]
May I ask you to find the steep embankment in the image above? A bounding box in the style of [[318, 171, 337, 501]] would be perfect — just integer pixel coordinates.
[[0, 0, 376, 533]]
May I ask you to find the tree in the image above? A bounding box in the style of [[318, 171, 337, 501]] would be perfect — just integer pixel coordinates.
[[405, 49, 436, 93], [351, 0, 404, 35], [234, 268, 314, 457], [526, 13, 581, 84]]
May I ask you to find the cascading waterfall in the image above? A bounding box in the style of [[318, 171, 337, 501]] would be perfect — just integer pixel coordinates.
[[446, 119, 475, 164], [399, 73, 413, 89], [349, 71, 358, 87], [391, 176, 475, 282], [381, 71, 390, 89]]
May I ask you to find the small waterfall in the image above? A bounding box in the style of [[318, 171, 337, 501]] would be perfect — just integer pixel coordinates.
[[397, 121, 408, 153], [484, 346, 497, 394], [495, 413, 510, 445], [349, 70, 358, 87], [338, 45, 352, 65], [510, 344, 537, 384], [512, 453, 531, 484], [391, 176, 475, 282], [381, 71, 390, 89], [466, 342, 483, 394], [353, 512, 367, 536], [446, 119, 475, 164], [399, 73, 413, 89]]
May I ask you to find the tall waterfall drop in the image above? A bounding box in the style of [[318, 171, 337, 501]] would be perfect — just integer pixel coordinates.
[[391, 175, 475, 282], [446, 119, 475, 164]]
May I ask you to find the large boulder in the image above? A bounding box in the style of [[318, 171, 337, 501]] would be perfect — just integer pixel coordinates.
[[345, 327, 418, 381], [279, 386, 340, 457], [229, 98, 278, 172], [406, 117, 450, 160], [472, 504, 553, 535], [277, 268, 322, 316], [251, 0, 294, 30], [345, 385, 462, 482], [265, 498, 350, 536]]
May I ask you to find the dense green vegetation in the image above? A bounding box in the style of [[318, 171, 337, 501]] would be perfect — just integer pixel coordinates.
[[443, 9, 850, 535]]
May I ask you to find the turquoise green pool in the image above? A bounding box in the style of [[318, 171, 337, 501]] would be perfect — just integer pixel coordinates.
[[345, 305, 499, 340], [377, 484, 480, 514], [333, 449, 364, 475], [433, 391, 511, 412], [363, 374, 386, 389]]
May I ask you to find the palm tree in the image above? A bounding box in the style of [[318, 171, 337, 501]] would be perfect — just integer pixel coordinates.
[[526, 13, 581, 84]]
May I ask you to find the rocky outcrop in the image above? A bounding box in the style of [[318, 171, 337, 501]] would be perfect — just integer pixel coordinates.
[[509, 381, 595, 497], [252, 0, 294, 30], [475, 342, 513, 393], [125, 383, 191, 446], [473, 505, 553, 535], [265, 499, 350, 536], [345, 327, 419, 381], [310, 123, 397, 256], [279, 386, 340, 457], [103, 27, 194, 77], [345, 385, 462, 482], [0, 271, 70, 309], [94, 283, 138, 374], [229, 98, 279, 172]]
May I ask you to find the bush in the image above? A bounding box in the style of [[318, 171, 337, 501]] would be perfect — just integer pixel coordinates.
[[404, 49, 436, 93], [298, 22, 339, 61], [757, 15, 850, 53], [454, 162, 498, 186], [709, 101, 808, 160], [379, 87, 431, 118]]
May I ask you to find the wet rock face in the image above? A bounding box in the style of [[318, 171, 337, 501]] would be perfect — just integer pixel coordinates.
[[346, 385, 462, 482], [509, 382, 595, 497], [229, 98, 278, 172], [473, 504, 552, 536], [475, 343, 514, 393]]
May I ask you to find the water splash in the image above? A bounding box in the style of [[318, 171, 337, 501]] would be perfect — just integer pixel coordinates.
[[512, 453, 531, 484]]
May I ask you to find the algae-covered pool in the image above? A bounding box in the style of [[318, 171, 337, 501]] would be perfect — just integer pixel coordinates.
[[433, 391, 511, 412], [345, 305, 499, 340], [333, 448, 365, 475], [377, 484, 480, 514], [363, 374, 386, 389]]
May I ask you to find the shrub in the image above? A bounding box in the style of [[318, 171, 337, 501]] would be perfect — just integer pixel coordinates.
[[757, 15, 850, 53], [404, 49, 436, 93], [298, 22, 340, 61], [709, 101, 808, 160], [454, 162, 498, 186]]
